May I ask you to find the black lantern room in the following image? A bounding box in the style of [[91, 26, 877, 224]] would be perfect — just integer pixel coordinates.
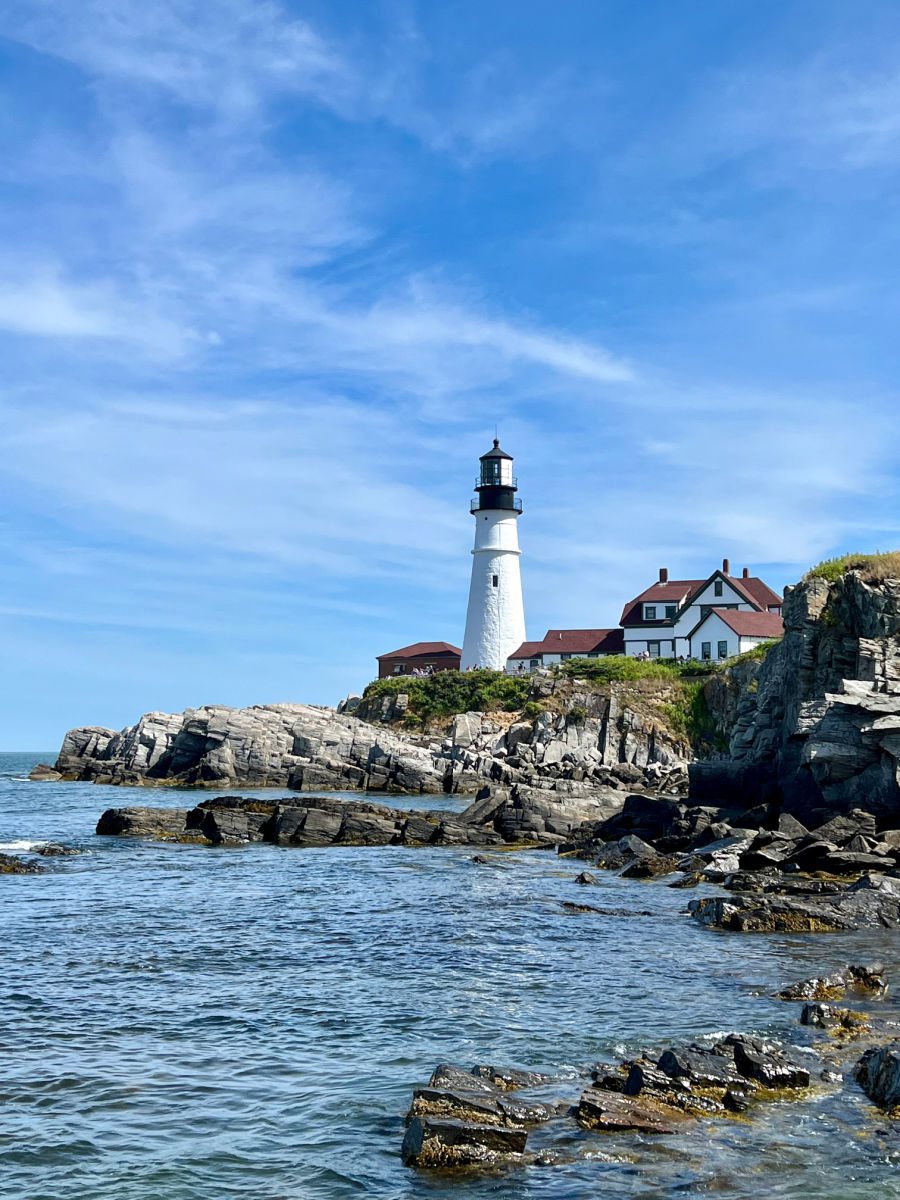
[[471, 439, 523, 514]]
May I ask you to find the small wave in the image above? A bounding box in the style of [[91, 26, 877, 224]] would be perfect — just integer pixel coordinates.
[[0, 840, 45, 851]]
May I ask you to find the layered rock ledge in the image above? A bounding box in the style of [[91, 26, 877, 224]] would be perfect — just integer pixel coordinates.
[[40, 701, 688, 797], [95, 787, 625, 850]]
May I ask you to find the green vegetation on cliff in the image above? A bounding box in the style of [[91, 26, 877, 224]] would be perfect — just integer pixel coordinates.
[[362, 670, 530, 723], [805, 550, 900, 584]]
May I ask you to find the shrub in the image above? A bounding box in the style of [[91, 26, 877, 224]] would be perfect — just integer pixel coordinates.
[[362, 670, 530, 723], [568, 704, 588, 724], [521, 700, 548, 720]]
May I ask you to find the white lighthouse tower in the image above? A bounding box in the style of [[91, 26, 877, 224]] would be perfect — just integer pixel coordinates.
[[461, 439, 526, 671]]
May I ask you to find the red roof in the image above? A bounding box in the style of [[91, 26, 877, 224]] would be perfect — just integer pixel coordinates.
[[508, 628, 624, 659], [691, 609, 784, 638], [619, 580, 704, 626], [507, 640, 547, 660], [377, 641, 462, 660], [620, 571, 783, 626]]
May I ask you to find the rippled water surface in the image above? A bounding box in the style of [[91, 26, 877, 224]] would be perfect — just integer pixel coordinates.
[[3, 751, 900, 1198]]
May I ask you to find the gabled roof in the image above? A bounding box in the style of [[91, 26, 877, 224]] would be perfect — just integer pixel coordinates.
[[620, 570, 783, 626], [507, 628, 624, 659], [377, 641, 462, 660], [688, 608, 784, 639], [620, 581, 703, 626]]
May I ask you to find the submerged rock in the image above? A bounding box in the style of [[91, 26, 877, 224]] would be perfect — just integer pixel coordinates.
[[28, 763, 62, 781], [800, 1002, 869, 1034], [778, 963, 888, 1001], [0, 852, 44, 875]]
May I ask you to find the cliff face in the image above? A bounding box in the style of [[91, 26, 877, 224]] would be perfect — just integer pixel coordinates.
[[694, 571, 900, 820]]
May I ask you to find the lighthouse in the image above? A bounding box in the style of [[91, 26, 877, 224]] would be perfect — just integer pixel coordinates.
[[461, 440, 526, 671]]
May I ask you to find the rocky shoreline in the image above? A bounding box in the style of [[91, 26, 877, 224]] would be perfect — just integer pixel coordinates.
[[400, 961, 897, 1171]]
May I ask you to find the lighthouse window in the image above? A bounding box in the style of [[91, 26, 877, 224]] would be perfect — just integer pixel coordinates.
[[492, 575, 499, 587]]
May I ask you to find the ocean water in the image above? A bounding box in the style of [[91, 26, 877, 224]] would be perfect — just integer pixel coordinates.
[[2, 750, 900, 1199]]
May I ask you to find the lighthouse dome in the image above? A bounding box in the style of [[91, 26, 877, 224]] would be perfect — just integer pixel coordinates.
[[477, 439, 516, 491]]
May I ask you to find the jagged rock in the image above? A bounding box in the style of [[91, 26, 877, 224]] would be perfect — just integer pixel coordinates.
[[574, 871, 597, 885], [34, 843, 80, 856], [0, 852, 44, 874], [575, 1087, 690, 1134], [855, 1044, 900, 1111], [469, 1064, 550, 1091], [728, 1036, 810, 1089], [693, 571, 900, 819], [401, 1116, 528, 1167], [620, 853, 681, 879], [96, 807, 192, 839], [800, 1002, 869, 1033], [657, 1046, 745, 1090], [777, 963, 888, 1000]]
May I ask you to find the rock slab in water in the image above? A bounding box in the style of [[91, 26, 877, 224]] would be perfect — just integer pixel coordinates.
[[855, 1044, 900, 1111]]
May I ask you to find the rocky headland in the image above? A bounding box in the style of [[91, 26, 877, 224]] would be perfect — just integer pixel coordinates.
[[28, 561, 900, 933]]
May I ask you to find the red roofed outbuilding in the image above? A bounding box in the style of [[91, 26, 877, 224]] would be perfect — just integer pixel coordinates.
[[506, 628, 624, 673], [376, 642, 462, 679]]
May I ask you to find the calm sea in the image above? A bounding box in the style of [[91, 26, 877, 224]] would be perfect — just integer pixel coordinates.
[[2, 750, 899, 1199]]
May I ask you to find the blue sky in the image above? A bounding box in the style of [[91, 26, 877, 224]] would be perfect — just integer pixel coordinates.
[[2, 0, 899, 748]]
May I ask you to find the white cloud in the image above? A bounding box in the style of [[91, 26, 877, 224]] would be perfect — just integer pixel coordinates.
[[2, 0, 352, 119]]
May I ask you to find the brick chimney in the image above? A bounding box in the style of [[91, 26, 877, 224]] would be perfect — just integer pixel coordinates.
[[659, 567, 669, 583], [722, 557, 730, 575], [742, 567, 750, 579]]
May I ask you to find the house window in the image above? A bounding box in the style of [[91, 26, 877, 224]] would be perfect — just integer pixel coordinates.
[[393, 664, 404, 674], [700, 605, 712, 619], [644, 605, 657, 620], [648, 641, 661, 658], [665, 605, 676, 619], [717, 640, 728, 659], [714, 580, 723, 597], [530, 658, 541, 671], [701, 642, 711, 660], [492, 575, 499, 587]]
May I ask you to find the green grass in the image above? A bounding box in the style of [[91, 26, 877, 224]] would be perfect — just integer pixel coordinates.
[[558, 655, 680, 683], [362, 669, 530, 724], [804, 551, 900, 584]]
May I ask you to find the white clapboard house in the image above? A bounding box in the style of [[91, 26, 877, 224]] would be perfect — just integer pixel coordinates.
[[620, 559, 783, 660]]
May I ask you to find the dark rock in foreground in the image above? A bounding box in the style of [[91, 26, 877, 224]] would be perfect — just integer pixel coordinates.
[[689, 876, 900, 932], [403, 1033, 819, 1171], [855, 1044, 900, 1111]]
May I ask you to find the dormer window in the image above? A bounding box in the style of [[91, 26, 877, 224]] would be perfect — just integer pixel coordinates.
[[665, 605, 676, 619], [644, 605, 657, 620], [714, 580, 723, 597]]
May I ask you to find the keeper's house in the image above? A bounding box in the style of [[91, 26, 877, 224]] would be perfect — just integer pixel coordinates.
[[687, 608, 784, 662], [506, 628, 624, 673], [621, 559, 783, 660], [377, 642, 462, 679]]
